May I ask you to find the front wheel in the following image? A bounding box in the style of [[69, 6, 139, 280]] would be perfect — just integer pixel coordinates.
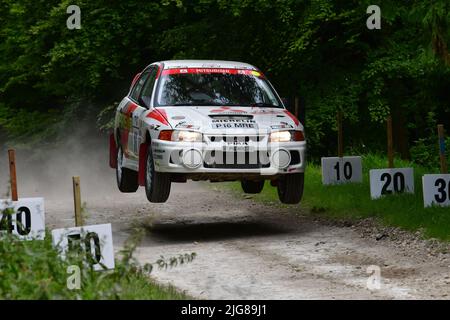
[[241, 180, 265, 194], [145, 144, 171, 203], [277, 173, 304, 204]]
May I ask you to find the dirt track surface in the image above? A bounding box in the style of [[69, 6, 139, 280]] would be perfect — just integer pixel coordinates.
[[37, 177, 450, 300], [1, 141, 448, 300]]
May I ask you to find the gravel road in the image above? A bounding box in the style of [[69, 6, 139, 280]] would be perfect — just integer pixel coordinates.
[[2, 144, 449, 300], [40, 179, 450, 300]]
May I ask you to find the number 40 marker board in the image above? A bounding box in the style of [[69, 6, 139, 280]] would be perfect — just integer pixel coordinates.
[[369, 168, 414, 199], [52, 223, 115, 271], [0, 197, 45, 240], [422, 174, 450, 208], [321, 156, 363, 185]]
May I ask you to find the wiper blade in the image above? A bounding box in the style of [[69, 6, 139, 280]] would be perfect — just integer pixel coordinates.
[[171, 103, 194, 106], [248, 103, 280, 108], [170, 102, 222, 106]]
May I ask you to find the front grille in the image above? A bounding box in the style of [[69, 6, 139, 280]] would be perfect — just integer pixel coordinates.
[[289, 150, 301, 165], [203, 150, 270, 169], [206, 135, 264, 143]]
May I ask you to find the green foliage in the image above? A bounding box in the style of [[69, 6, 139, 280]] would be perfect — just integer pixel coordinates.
[[0, 226, 192, 299], [410, 112, 450, 168], [0, 0, 449, 167]]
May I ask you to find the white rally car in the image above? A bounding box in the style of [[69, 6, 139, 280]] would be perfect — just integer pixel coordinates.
[[110, 60, 306, 204]]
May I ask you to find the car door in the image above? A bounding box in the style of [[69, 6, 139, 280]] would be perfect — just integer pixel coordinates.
[[129, 66, 158, 159], [119, 68, 151, 161]]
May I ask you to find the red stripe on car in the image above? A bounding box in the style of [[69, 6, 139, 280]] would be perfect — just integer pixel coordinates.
[[147, 109, 169, 125], [284, 110, 300, 126]]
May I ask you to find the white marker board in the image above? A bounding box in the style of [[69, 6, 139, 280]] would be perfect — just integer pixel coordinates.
[[422, 174, 450, 208], [0, 197, 45, 240], [321, 156, 363, 185], [369, 168, 414, 199], [52, 223, 115, 270]]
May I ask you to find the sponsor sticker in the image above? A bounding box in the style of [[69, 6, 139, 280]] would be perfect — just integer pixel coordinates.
[[271, 122, 294, 130], [162, 68, 265, 78], [175, 121, 200, 130]]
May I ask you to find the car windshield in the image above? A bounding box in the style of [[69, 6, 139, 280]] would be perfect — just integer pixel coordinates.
[[155, 68, 282, 107]]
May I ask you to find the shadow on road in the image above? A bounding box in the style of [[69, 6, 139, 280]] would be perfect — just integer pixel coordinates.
[[144, 220, 291, 243]]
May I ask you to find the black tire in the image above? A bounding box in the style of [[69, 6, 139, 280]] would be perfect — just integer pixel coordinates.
[[145, 144, 171, 203], [116, 144, 139, 193], [241, 180, 265, 194], [277, 173, 304, 204]]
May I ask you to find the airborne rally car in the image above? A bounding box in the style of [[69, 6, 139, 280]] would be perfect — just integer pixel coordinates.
[[110, 60, 306, 204]]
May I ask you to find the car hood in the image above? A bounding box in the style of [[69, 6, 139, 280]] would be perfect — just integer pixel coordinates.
[[157, 106, 303, 134]]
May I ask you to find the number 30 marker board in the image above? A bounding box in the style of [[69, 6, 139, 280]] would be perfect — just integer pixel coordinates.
[[52, 223, 115, 271], [0, 197, 45, 240], [422, 174, 450, 208], [369, 168, 414, 199], [321, 156, 363, 185]]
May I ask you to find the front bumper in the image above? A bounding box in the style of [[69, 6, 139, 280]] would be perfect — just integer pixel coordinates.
[[151, 139, 306, 176]]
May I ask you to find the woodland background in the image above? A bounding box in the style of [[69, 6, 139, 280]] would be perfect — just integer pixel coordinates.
[[0, 0, 449, 166]]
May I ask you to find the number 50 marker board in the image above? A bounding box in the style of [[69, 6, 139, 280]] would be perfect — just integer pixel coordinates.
[[52, 223, 115, 271], [321, 156, 363, 185], [0, 197, 45, 240]]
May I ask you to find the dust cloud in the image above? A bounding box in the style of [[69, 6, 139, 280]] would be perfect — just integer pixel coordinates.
[[0, 126, 118, 202]]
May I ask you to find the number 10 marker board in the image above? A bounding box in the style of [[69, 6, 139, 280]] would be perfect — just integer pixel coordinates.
[[321, 156, 363, 185], [0, 197, 45, 240], [369, 168, 414, 199]]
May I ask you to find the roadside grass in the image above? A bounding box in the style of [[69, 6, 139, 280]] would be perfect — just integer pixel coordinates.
[[0, 231, 189, 300], [225, 154, 450, 241]]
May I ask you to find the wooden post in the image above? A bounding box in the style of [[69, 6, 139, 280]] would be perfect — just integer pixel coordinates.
[[337, 111, 344, 158], [387, 115, 394, 168], [438, 124, 448, 174], [72, 176, 83, 226], [8, 149, 18, 201], [294, 96, 300, 119]]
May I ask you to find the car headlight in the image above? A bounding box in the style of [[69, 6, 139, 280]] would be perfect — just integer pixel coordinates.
[[269, 130, 304, 142], [159, 130, 203, 142]]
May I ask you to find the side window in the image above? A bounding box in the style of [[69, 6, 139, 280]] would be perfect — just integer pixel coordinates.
[[130, 69, 151, 101], [139, 67, 158, 108]]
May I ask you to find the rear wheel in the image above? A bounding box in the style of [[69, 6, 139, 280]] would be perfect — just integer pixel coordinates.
[[145, 144, 171, 203], [241, 180, 265, 194], [116, 145, 139, 193], [277, 173, 304, 204]]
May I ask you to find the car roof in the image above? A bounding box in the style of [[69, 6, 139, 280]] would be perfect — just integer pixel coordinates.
[[157, 60, 258, 70]]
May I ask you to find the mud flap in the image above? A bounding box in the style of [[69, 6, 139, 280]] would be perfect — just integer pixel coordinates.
[[109, 133, 118, 168], [138, 143, 149, 186]]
